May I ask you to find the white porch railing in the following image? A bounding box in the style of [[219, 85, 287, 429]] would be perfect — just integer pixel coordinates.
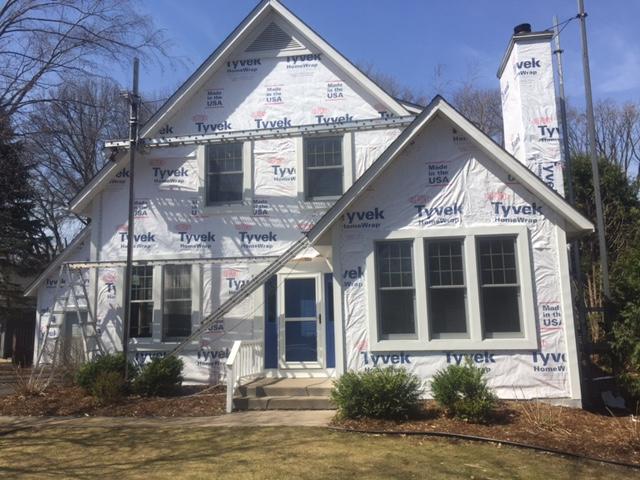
[[225, 339, 264, 413]]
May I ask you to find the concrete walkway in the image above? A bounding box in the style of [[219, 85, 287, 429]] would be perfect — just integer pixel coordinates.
[[0, 410, 334, 433]]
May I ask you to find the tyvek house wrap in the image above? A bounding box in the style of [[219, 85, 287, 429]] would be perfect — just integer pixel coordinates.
[[78, 44, 404, 381], [336, 115, 575, 400], [500, 37, 564, 194]]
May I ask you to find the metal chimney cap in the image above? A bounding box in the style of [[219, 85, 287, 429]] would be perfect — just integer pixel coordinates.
[[514, 23, 532, 35]]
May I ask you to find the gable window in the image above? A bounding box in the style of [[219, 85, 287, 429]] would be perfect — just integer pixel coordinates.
[[206, 143, 243, 204], [477, 236, 522, 337], [366, 226, 536, 351], [130, 265, 153, 338], [426, 239, 468, 338], [304, 136, 343, 200], [375, 241, 416, 339], [163, 265, 192, 340]]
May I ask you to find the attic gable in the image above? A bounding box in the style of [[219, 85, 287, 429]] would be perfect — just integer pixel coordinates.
[[140, 0, 409, 138], [307, 96, 594, 244]]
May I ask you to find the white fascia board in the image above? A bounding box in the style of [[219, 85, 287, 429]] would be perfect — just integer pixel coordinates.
[[435, 101, 594, 235], [24, 227, 91, 297], [69, 152, 126, 214], [307, 96, 593, 245], [269, 1, 408, 117]]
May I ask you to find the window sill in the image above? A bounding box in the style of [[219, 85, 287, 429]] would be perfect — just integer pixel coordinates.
[[369, 336, 538, 352], [201, 202, 252, 216]]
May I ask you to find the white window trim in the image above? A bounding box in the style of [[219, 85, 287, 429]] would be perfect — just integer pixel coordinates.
[[365, 225, 538, 351], [198, 141, 253, 215], [296, 133, 353, 206]]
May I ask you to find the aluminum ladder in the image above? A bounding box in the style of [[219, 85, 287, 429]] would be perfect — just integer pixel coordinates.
[[33, 263, 105, 380], [168, 235, 311, 357]]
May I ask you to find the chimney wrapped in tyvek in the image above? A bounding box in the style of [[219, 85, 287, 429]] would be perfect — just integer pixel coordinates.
[[497, 25, 564, 196]]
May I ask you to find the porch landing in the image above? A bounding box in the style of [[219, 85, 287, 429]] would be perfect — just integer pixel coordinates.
[[234, 378, 335, 411]]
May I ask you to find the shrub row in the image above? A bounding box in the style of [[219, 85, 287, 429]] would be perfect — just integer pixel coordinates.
[[76, 353, 183, 404], [331, 361, 497, 423]]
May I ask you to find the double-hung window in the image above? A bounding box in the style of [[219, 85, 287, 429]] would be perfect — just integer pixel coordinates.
[[304, 136, 343, 200], [426, 239, 468, 338], [368, 227, 536, 351], [477, 236, 522, 337], [130, 265, 153, 338], [206, 143, 243, 204], [375, 241, 416, 339], [163, 265, 192, 340]]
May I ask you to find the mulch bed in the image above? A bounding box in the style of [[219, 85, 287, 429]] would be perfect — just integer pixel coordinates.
[[332, 400, 640, 467], [0, 385, 226, 417]]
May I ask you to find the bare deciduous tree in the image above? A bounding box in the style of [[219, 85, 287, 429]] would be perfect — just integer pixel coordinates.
[[0, 0, 171, 119], [26, 77, 139, 255], [451, 84, 503, 145]]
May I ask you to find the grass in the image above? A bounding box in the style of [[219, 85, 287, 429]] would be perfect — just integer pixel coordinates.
[[0, 426, 638, 479]]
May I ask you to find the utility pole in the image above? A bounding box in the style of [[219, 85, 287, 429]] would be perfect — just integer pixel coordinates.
[[554, 14, 589, 403], [577, 0, 610, 298], [122, 58, 140, 380]]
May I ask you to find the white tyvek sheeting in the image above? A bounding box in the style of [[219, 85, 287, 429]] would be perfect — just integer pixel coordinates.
[[158, 53, 390, 137], [499, 39, 564, 196], [337, 116, 574, 399], [97, 133, 402, 261], [353, 129, 403, 177]]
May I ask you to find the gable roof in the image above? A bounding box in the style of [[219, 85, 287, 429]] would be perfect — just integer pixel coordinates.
[[69, 0, 411, 215], [24, 227, 91, 297], [140, 0, 409, 137], [306, 95, 594, 244]]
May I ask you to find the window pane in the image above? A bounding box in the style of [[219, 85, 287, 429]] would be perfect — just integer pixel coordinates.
[[207, 143, 243, 172], [285, 278, 316, 318], [377, 241, 413, 288], [379, 289, 415, 335], [208, 172, 243, 203], [427, 240, 464, 287], [163, 300, 192, 338], [306, 168, 342, 198], [304, 137, 342, 167], [478, 236, 518, 286], [304, 136, 343, 199], [206, 143, 243, 204], [482, 286, 521, 334], [429, 288, 467, 335], [164, 265, 191, 300], [285, 320, 317, 361], [131, 265, 153, 301], [130, 301, 153, 338]]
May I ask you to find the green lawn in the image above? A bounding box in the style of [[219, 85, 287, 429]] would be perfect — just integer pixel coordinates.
[[0, 426, 637, 479]]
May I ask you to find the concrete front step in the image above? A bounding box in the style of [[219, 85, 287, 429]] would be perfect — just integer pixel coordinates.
[[238, 378, 333, 398], [233, 395, 334, 410], [234, 377, 335, 411]]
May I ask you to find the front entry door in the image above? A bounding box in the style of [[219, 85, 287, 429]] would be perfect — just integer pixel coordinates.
[[279, 274, 323, 369]]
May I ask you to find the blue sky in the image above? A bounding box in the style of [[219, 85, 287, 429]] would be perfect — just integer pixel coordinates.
[[128, 0, 640, 108]]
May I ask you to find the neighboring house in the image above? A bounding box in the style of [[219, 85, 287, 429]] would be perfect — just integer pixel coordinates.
[[25, 1, 593, 406]]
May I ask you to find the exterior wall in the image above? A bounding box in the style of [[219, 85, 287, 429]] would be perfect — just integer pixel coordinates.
[[332, 115, 581, 402], [33, 23, 406, 381]]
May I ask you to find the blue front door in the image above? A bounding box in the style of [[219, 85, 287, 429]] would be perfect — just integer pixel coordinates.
[[281, 276, 320, 366]]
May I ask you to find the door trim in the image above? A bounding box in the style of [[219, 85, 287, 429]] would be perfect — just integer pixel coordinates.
[[277, 272, 324, 370]]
